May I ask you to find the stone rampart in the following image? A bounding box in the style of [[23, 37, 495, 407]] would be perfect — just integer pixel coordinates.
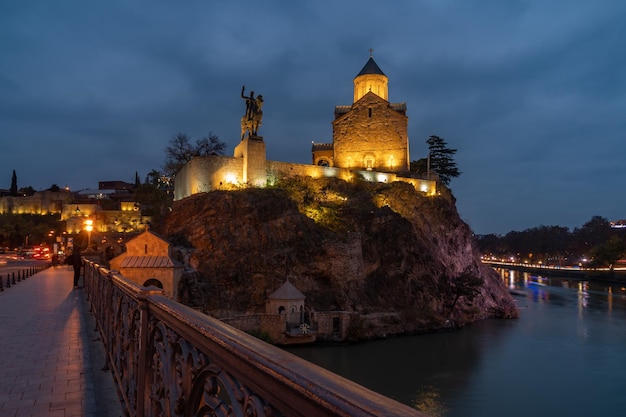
[[0, 191, 73, 215], [175, 155, 436, 200], [175, 156, 244, 200]]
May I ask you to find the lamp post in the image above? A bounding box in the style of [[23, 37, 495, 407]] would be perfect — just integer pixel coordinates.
[[85, 219, 93, 248]]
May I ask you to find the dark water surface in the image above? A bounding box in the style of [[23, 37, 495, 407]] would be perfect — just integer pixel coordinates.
[[286, 270, 626, 417]]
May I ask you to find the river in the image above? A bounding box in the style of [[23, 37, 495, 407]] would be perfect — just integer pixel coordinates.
[[286, 269, 626, 417]]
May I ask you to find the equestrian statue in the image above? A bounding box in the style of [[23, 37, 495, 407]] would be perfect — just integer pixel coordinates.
[[241, 85, 263, 140]]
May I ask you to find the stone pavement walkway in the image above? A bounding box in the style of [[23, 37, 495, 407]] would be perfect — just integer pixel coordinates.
[[0, 264, 124, 417]]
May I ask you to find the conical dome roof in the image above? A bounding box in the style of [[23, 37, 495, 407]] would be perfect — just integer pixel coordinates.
[[268, 280, 305, 300], [355, 57, 386, 78]]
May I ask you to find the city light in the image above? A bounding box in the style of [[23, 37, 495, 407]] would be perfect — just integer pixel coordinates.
[[85, 219, 93, 246]]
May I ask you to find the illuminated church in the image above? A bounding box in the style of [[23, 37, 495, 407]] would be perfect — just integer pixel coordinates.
[[312, 54, 410, 173], [174, 55, 434, 201]]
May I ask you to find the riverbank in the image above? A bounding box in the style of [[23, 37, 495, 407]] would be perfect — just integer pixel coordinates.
[[486, 261, 626, 284]]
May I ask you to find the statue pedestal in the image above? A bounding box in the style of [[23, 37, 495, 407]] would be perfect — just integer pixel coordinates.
[[234, 137, 266, 187]]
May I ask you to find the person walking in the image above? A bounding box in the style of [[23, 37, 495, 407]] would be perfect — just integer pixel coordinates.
[[71, 247, 82, 288]]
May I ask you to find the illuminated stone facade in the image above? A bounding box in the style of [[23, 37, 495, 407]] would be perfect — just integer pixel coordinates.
[[109, 230, 183, 300], [0, 189, 146, 237], [0, 190, 73, 215], [174, 56, 434, 201], [313, 56, 410, 173]]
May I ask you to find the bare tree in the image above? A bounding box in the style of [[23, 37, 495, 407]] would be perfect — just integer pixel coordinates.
[[163, 132, 226, 177]]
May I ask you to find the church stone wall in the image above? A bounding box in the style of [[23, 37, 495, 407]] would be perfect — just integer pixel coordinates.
[[312, 148, 334, 167], [116, 267, 181, 301], [125, 231, 170, 256], [333, 93, 409, 173]]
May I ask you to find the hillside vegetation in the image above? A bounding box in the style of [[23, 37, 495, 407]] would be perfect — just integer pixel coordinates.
[[163, 176, 517, 339]]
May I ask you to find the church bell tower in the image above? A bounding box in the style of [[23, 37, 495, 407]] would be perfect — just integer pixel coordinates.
[[353, 50, 389, 102]]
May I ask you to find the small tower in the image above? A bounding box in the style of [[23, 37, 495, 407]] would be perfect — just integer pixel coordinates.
[[353, 50, 389, 102]]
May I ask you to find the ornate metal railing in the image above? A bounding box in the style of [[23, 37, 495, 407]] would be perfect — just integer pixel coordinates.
[[83, 260, 427, 417]]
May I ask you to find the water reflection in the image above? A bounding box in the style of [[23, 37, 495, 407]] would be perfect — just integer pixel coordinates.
[[411, 385, 447, 417], [577, 281, 589, 313], [288, 269, 626, 417]]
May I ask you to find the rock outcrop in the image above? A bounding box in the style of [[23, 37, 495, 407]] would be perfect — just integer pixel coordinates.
[[162, 176, 517, 340]]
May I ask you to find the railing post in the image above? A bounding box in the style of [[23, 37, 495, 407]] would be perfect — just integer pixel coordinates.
[[136, 293, 150, 417], [6, 275, 10, 288], [0, 274, 3, 291], [12, 272, 16, 285]]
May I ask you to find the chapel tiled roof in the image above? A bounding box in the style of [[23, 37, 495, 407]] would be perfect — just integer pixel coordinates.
[[119, 256, 182, 268]]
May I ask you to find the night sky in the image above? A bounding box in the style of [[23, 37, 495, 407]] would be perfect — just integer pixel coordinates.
[[2, 1, 625, 235]]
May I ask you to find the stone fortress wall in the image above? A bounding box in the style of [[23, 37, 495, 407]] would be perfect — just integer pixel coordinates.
[[174, 143, 436, 201], [0, 190, 72, 215]]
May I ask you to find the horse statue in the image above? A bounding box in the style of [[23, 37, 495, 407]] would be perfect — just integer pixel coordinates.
[[240, 86, 263, 140]]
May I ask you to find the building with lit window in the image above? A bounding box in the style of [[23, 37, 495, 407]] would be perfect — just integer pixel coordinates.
[[312, 55, 409, 173]]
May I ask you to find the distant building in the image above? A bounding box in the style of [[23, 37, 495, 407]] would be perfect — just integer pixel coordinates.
[[610, 220, 626, 229], [0, 189, 73, 215], [98, 180, 134, 191]]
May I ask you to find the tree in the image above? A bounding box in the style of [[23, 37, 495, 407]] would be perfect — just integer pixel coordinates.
[[409, 158, 427, 175], [591, 236, 626, 271], [133, 183, 173, 229], [10, 170, 17, 196], [0, 213, 61, 248], [446, 270, 484, 320], [412, 135, 461, 186], [18, 186, 35, 196], [572, 216, 612, 257], [146, 169, 162, 186], [196, 132, 226, 156], [163, 132, 226, 178], [134, 171, 141, 187], [49, 184, 60, 192]]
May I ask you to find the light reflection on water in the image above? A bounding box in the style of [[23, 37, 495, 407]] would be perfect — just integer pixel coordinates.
[[411, 384, 447, 417], [287, 269, 626, 417]]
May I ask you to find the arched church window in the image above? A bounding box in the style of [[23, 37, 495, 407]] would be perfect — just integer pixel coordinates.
[[143, 278, 163, 289], [278, 306, 285, 314], [317, 159, 330, 167]]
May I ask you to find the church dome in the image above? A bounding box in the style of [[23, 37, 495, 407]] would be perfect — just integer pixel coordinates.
[[355, 57, 386, 77], [353, 55, 388, 102]]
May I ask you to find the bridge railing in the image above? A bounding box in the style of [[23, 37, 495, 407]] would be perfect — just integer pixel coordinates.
[[83, 260, 427, 417]]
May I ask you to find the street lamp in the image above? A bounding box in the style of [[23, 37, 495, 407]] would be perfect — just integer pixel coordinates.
[[85, 219, 93, 247]]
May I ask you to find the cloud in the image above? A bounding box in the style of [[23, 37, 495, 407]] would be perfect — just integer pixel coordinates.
[[1, 0, 626, 234]]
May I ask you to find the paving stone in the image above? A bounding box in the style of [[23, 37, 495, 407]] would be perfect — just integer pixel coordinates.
[[0, 265, 124, 416]]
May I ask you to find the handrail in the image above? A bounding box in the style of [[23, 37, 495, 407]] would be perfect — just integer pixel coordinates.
[[83, 260, 427, 417]]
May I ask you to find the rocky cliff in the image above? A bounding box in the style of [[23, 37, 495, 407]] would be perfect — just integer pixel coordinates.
[[162, 176, 517, 340]]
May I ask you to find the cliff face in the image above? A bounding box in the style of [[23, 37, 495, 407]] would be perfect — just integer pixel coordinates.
[[163, 177, 517, 338]]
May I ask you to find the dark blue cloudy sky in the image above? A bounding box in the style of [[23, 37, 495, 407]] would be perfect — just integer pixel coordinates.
[[1, 0, 625, 234]]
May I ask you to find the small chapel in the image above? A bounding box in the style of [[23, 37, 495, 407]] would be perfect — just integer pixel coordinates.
[[312, 52, 410, 173]]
